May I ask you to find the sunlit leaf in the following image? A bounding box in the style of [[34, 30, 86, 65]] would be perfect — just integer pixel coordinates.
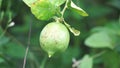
[[85, 32, 114, 49], [23, 0, 37, 7], [78, 55, 93, 68], [68, 1, 88, 16], [49, 0, 66, 6], [31, 0, 59, 20]]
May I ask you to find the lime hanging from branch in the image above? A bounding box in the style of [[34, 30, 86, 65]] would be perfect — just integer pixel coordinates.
[[39, 22, 70, 57]]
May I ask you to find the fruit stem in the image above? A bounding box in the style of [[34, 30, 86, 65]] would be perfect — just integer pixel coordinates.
[[53, 16, 64, 23]]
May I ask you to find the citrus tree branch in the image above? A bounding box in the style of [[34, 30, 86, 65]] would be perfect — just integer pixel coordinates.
[[22, 22, 32, 68]]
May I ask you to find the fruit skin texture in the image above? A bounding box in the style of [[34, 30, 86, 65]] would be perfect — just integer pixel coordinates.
[[40, 22, 70, 57]]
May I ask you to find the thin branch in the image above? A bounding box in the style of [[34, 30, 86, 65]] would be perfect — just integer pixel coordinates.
[[92, 51, 106, 59], [61, 0, 69, 17], [22, 22, 32, 68]]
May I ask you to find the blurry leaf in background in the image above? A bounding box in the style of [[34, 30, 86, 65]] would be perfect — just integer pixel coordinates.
[[0, 11, 4, 21], [0, 57, 5, 63], [105, 22, 120, 35], [0, 26, 3, 35], [115, 42, 120, 53], [107, 0, 120, 9], [5, 42, 33, 59], [62, 46, 80, 64], [91, 22, 120, 36], [68, 1, 88, 16], [102, 50, 120, 68], [0, 36, 10, 46], [88, 6, 113, 18], [78, 55, 93, 68], [0, 0, 2, 8], [85, 32, 114, 49]]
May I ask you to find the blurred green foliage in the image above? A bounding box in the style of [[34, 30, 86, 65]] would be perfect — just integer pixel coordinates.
[[0, 0, 120, 68]]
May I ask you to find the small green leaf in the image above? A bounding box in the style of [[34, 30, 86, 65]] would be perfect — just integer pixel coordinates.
[[23, 0, 37, 7], [64, 22, 80, 36], [68, 1, 88, 16], [49, 0, 66, 6], [31, 0, 59, 20], [78, 55, 93, 68], [85, 32, 114, 49], [69, 27, 80, 36]]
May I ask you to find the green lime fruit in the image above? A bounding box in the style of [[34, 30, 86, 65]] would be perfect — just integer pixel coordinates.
[[40, 22, 70, 57]]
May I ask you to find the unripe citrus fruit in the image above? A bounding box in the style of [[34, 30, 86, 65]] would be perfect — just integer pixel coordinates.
[[40, 22, 70, 57]]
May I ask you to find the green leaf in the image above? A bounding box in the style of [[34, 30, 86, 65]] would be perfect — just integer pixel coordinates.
[[0, 36, 10, 46], [91, 22, 120, 36], [31, 0, 59, 20], [105, 22, 120, 35], [23, 0, 37, 7], [49, 0, 66, 6], [78, 55, 93, 68], [88, 6, 113, 18], [68, 1, 88, 16], [62, 46, 80, 64], [85, 32, 114, 49], [103, 50, 120, 68], [5, 42, 33, 59], [0, 57, 5, 63], [64, 22, 80, 36], [0, 26, 3, 35], [108, 0, 120, 9]]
